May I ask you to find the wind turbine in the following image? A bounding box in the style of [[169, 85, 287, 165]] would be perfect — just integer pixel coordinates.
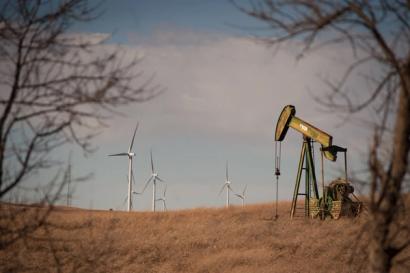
[[108, 123, 139, 212], [155, 185, 167, 212], [235, 185, 247, 207], [219, 161, 234, 208], [139, 150, 165, 212]]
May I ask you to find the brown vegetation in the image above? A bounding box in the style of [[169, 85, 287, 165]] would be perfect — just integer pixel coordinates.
[[234, 1, 410, 271], [1, 201, 408, 273]]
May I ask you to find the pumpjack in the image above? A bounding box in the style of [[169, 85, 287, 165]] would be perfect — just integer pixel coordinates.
[[275, 105, 361, 219]]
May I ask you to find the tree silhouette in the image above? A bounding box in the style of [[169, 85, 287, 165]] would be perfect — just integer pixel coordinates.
[[0, 0, 156, 249], [234, 1, 410, 272]]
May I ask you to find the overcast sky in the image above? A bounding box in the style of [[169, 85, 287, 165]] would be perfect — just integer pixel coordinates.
[[23, 0, 375, 211]]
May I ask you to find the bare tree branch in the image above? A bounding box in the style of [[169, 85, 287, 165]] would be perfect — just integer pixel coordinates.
[[0, 0, 158, 251], [235, 0, 410, 272]]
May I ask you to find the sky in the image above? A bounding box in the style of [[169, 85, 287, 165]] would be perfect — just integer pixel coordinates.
[[20, 0, 374, 211]]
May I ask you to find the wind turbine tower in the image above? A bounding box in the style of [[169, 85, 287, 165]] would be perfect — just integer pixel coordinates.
[[156, 185, 167, 211], [235, 185, 247, 207], [108, 123, 139, 212], [139, 150, 165, 212], [219, 161, 234, 208]]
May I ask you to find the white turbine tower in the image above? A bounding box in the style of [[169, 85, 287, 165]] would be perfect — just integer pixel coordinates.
[[156, 185, 167, 212], [139, 150, 165, 212], [108, 123, 139, 212], [235, 185, 247, 207], [219, 161, 234, 208]]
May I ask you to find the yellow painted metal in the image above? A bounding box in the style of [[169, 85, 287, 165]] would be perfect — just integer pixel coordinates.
[[275, 105, 295, 141], [288, 117, 332, 147], [289, 117, 335, 161], [275, 105, 336, 161]]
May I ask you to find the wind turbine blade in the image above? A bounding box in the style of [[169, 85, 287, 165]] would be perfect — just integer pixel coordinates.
[[121, 195, 127, 207], [218, 184, 227, 196], [128, 123, 139, 153], [108, 153, 128, 156], [164, 185, 167, 197], [226, 160, 228, 181], [141, 176, 153, 194], [132, 169, 137, 186], [150, 149, 154, 173], [228, 184, 235, 193], [243, 185, 247, 196], [234, 193, 243, 199], [156, 176, 165, 183]]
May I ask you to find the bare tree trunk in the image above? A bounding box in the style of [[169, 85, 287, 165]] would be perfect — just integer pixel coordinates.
[[233, 1, 410, 271], [369, 65, 410, 273], [370, 214, 392, 272]]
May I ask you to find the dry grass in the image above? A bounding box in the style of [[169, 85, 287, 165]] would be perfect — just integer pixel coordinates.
[[0, 201, 408, 273]]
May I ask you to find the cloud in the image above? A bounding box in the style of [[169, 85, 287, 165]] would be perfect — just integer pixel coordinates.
[[60, 32, 112, 45], [22, 28, 374, 210], [105, 29, 371, 146]]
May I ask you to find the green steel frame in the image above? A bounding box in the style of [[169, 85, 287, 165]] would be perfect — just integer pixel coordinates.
[[275, 105, 349, 219], [290, 136, 319, 219]]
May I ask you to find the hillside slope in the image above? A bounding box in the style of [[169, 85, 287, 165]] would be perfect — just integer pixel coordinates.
[[0, 202, 408, 273]]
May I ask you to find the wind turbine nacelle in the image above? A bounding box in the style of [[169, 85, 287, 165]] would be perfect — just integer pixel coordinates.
[[129, 152, 135, 157]]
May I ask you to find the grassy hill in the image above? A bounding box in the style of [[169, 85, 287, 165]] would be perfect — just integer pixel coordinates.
[[0, 202, 408, 273]]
